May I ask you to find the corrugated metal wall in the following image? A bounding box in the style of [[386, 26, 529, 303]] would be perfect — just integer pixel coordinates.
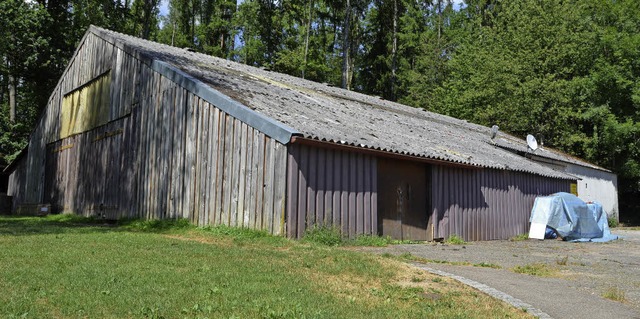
[[286, 144, 378, 238], [432, 166, 571, 241]]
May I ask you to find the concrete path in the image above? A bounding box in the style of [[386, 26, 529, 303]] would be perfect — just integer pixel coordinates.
[[359, 230, 640, 318], [417, 262, 639, 319]]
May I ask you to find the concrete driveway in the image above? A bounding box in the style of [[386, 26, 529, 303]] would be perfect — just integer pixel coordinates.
[[360, 229, 640, 318]]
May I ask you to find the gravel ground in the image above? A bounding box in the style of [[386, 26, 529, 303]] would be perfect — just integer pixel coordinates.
[[358, 229, 640, 316]]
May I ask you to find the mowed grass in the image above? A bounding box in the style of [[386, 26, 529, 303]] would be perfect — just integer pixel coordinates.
[[0, 215, 532, 319]]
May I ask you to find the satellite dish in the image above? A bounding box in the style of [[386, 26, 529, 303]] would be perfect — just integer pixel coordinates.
[[490, 125, 499, 140], [526, 134, 538, 151]]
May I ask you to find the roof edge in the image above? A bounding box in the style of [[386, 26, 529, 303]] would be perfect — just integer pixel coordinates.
[[89, 25, 299, 145], [149, 60, 299, 144], [495, 143, 612, 173]]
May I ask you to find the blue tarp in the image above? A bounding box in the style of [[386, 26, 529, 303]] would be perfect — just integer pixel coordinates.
[[530, 192, 618, 242]]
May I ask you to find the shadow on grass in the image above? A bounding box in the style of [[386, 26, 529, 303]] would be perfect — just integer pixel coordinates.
[[0, 214, 194, 236], [0, 214, 123, 236]]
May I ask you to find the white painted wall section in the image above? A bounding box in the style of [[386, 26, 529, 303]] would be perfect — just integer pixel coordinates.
[[565, 164, 619, 220]]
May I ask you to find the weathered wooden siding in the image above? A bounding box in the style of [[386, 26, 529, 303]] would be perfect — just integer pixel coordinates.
[[7, 155, 28, 212], [13, 31, 138, 206], [431, 166, 571, 241], [286, 143, 378, 238], [18, 30, 287, 234]]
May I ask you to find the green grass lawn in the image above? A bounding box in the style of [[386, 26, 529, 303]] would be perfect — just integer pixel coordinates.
[[0, 215, 531, 319]]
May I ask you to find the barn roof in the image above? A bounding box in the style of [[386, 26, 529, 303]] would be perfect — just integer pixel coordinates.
[[89, 26, 582, 180]]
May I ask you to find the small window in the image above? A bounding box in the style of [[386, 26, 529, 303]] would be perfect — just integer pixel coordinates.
[[60, 71, 111, 138]]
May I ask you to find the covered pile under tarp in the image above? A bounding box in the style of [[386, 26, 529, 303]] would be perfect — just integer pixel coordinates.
[[529, 192, 618, 242]]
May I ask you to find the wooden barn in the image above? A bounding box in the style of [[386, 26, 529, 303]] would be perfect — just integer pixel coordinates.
[[8, 26, 583, 241]]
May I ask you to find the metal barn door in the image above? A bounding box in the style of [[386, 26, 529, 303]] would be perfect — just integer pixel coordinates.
[[377, 158, 430, 240]]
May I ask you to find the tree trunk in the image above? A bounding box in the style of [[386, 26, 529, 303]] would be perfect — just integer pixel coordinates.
[[9, 72, 16, 123], [341, 0, 351, 89], [391, 0, 398, 101], [302, 0, 314, 79]]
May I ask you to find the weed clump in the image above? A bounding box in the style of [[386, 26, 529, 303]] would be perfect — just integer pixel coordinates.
[[509, 233, 529, 241], [602, 286, 626, 302], [445, 235, 466, 245], [302, 226, 343, 246], [512, 263, 555, 277]]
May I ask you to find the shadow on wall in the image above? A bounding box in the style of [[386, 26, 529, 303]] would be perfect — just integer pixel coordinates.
[[44, 116, 137, 220]]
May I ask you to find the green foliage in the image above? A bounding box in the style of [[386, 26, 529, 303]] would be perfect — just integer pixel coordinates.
[[302, 225, 344, 246], [445, 235, 466, 245], [608, 217, 619, 228], [510, 233, 530, 242]]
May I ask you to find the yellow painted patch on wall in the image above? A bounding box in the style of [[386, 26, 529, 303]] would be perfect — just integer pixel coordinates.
[[570, 183, 578, 196], [60, 71, 111, 138]]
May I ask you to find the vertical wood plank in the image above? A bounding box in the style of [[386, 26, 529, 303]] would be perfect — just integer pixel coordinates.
[[249, 128, 260, 229], [198, 101, 210, 226], [286, 146, 299, 238], [221, 114, 233, 225], [242, 125, 253, 228], [207, 105, 219, 225], [237, 123, 248, 227], [254, 133, 265, 229], [230, 119, 242, 227], [273, 142, 287, 235], [263, 138, 275, 232], [214, 110, 226, 225], [183, 92, 197, 220]]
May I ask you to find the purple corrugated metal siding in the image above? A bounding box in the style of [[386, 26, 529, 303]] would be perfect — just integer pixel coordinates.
[[432, 166, 571, 241], [286, 144, 377, 238]]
